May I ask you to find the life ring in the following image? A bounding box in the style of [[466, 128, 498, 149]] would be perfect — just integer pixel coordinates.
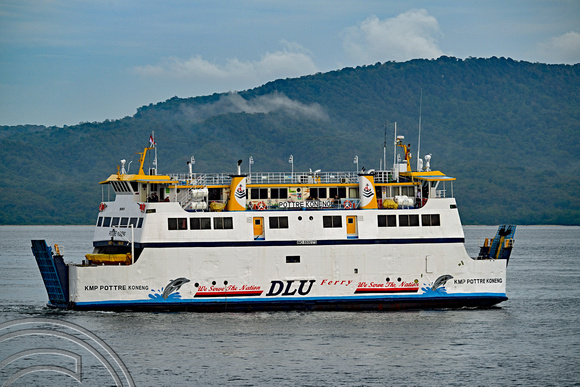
[[255, 201, 267, 211], [343, 200, 353, 209], [99, 202, 107, 212]]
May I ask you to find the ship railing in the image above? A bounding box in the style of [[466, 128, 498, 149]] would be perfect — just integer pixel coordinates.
[[176, 188, 193, 205], [170, 170, 396, 185], [372, 170, 394, 183], [247, 171, 363, 185], [434, 181, 454, 198], [170, 173, 231, 186], [171, 171, 363, 185]]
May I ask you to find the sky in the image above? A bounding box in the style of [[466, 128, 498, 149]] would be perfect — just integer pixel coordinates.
[[1, 0, 579, 127]]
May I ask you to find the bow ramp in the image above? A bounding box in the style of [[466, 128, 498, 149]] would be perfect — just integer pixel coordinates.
[[478, 225, 516, 262], [31, 240, 69, 309]]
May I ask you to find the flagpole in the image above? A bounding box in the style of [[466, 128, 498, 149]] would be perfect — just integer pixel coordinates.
[[416, 88, 422, 172], [153, 130, 157, 173]]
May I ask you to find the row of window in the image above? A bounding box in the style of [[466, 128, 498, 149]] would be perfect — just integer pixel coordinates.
[[168, 217, 234, 231], [251, 188, 289, 200], [249, 186, 420, 200], [96, 213, 440, 231], [110, 181, 139, 194], [378, 214, 441, 227], [97, 216, 144, 228], [310, 187, 349, 199], [249, 187, 354, 200]]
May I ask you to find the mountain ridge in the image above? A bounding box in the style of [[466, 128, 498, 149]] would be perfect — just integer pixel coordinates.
[[1, 56, 578, 225]]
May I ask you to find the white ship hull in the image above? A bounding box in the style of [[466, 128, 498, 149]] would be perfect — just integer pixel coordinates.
[[68, 244, 507, 311], [63, 198, 507, 311]]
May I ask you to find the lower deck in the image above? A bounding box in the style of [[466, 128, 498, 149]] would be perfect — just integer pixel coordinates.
[[61, 237, 508, 311]]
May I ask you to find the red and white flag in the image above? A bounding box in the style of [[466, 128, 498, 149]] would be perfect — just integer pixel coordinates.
[[149, 134, 156, 147]]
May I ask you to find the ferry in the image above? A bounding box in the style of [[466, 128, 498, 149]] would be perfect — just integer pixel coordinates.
[[32, 132, 515, 311]]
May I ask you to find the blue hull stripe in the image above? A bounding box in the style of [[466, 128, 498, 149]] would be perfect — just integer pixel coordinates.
[[72, 293, 507, 311], [94, 237, 465, 249]]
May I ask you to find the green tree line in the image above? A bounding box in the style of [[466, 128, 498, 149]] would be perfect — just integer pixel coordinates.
[[1, 57, 578, 225]]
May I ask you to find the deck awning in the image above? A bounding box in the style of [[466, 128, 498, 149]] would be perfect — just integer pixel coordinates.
[[99, 174, 178, 184], [406, 171, 456, 182]]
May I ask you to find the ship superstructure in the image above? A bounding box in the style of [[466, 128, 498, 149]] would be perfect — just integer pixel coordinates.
[[32, 132, 515, 311]]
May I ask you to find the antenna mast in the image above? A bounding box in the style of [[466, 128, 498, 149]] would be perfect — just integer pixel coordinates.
[[383, 121, 387, 171], [416, 88, 422, 172], [393, 121, 397, 169]]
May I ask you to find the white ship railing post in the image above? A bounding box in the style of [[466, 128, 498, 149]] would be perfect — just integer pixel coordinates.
[[249, 156, 254, 183]]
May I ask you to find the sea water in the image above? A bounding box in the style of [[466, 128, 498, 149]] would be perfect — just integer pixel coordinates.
[[0, 225, 578, 386]]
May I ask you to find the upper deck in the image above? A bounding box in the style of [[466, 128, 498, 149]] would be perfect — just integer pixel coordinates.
[[99, 135, 455, 214]]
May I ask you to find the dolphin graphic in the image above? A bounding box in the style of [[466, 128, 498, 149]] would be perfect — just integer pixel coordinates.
[[431, 274, 453, 291], [162, 277, 190, 299]]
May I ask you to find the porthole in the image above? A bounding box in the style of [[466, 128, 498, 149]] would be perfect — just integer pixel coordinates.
[[386, 277, 390, 282], [194, 283, 199, 287], [397, 277, 401, 282], [309, 216, 313, 221], [212, 281, 216, 286], [224, 280, 228, 285], [298, 216, 303, 221]]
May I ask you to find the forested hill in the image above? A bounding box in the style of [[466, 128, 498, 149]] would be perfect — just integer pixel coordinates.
[[1, 56, 579, 225]]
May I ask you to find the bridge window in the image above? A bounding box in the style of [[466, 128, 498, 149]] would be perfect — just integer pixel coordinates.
[[111, 181, 131, 193]]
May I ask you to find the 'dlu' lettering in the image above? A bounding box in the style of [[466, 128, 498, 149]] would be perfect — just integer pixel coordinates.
[[266, 280, 316, 296]]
